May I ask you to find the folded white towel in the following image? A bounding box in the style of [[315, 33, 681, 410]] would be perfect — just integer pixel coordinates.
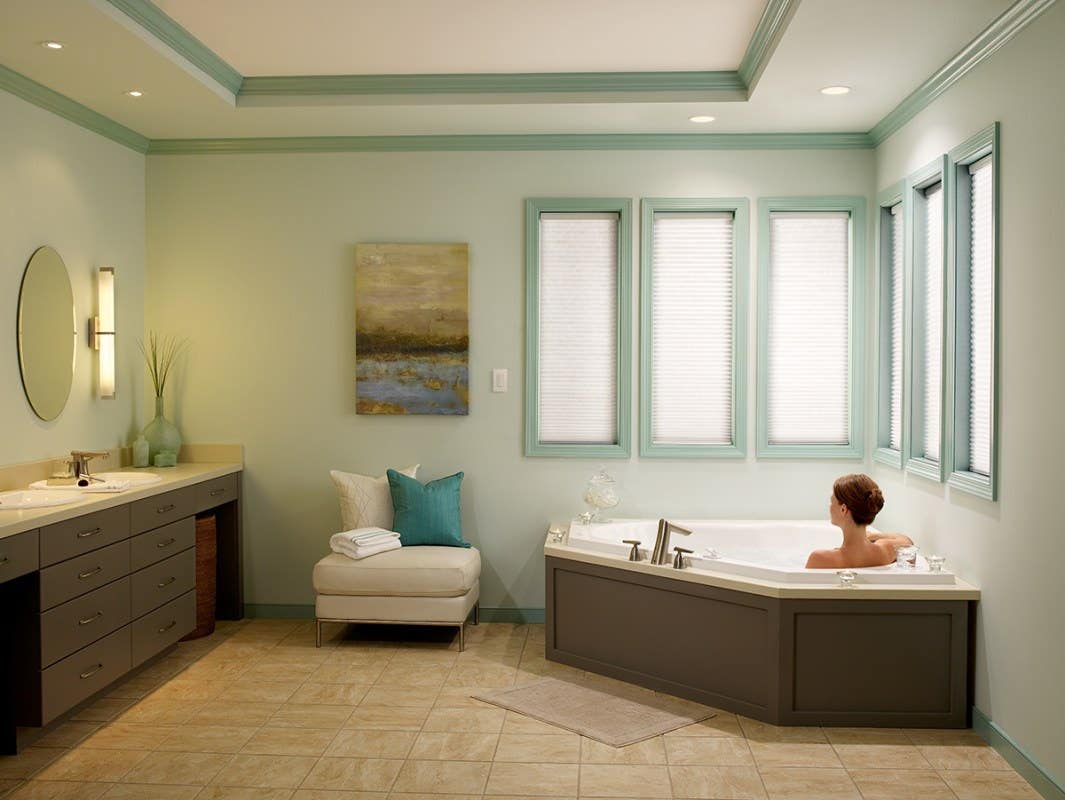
[[330, 528, 400, 554], [331, 538, 401, 561]]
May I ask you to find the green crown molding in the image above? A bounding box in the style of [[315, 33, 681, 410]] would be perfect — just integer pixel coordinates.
[[738, 0, 802, 93], [99, 0, 243, 97], [0, 63, 149, 153], [869, 0, 1056, 146]]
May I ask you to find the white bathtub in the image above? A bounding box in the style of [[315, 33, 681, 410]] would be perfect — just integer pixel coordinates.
[[565, 518, 955, 585]]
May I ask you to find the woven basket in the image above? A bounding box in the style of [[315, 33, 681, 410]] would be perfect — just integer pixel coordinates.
[[181, 514, 217, 640]]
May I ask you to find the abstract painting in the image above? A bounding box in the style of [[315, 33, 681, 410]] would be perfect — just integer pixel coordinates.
[[355, 243, 469, 415]]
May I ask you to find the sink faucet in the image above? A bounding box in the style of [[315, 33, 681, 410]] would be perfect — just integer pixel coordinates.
[[68, 451, 108, 483], [651, 519, 692, 565]]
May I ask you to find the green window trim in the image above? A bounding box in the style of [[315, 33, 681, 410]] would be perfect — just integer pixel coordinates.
[[755, 196, 867, 459], [524, 197, 632, 458], [947, 122, 1000, 501], [904, 156, 950, 483], [873, 180, 907, 470], [639, 198, 749, 458]]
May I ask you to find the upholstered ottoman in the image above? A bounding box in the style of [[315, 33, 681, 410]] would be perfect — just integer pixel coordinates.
[[312, 546, 480, 649]]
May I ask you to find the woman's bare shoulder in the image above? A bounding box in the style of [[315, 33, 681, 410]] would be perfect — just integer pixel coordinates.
[[805, 549, 844, 569]]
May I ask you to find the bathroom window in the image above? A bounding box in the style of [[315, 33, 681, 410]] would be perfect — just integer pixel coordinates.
[[756, 197, 866, 458], [874, 189, 906, 468], [525, 198, 632, 457], [640, 199, 749, 457], [905, 157, 948, 482], [949, 124, 999, 500]]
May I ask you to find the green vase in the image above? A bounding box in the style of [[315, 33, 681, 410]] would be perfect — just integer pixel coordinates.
[[142, 396, 182, 464]]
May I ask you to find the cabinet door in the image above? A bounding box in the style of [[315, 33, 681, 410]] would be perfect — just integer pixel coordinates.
[[131, 517, 195, 572], [39, 577, 131, 667], [131, 547, 195, 618], [132, 590, 195, 666], [39, 540, 131, 610], [0, 529, 39, 584], [40, 626, 131, 725], [131, 487, 196, 534], [40, 505, 130, 567]]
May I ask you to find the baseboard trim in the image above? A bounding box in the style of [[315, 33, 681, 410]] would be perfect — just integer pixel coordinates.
[[243, 604, 546, 624], [973, 706, 1065, 800]]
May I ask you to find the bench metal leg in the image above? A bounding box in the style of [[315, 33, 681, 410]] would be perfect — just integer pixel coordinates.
[[472, 602, 479, 625], [458, 623, 465, 651], [315, 619, 322, 648]]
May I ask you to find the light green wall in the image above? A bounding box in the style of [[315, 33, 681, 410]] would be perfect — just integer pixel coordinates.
[[0, 90, 146, 467], [144, 148, 874, 611], [873, 0, 1065, 785]]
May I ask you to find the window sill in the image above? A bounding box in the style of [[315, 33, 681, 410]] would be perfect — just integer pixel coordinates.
[[641, 442, 746, 459], [905, 456, 945, 482], [949, 470, 995, 501], [524, 442, 630, 459], [873, 447, 903, 469], [756, 442, 864, 459]]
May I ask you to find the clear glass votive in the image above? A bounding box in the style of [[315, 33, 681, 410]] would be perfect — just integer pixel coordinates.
[[895, 545, 918, 569], [837, 569, 856, 588], [926, 554, 945, 572]]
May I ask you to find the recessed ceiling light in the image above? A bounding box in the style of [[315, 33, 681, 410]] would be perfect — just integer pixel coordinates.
[[820, 85, 851, 96], [41, 41, 64, 50], [125, 90, 144, 98], [689, 115, 716, 123]]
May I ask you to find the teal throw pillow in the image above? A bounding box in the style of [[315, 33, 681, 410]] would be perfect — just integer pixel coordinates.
[[387, 469, 470, 548]]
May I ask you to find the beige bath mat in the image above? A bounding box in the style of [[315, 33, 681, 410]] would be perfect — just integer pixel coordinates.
[[473, 677, 716, 747]]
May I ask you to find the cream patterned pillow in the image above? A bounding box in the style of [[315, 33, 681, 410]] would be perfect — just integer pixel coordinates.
[[330, 465, 419, 531]]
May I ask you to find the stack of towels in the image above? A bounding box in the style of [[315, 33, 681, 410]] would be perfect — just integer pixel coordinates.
[[330, 527, 401, 560]]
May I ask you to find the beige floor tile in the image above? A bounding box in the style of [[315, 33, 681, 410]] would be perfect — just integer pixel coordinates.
[[223, 682, 300, 704], [324, 651, 395, 669], [407, 733, 499, 762], [241, 663, 319, 683], [119, 751, 231, 786], [749, 741, 842, 769], [433, 687, 499, 709], [118, 699, 202, 726], [0, 749, 65, 781], [324, 730, 416, 759], [389, 651, 459, 668], [668, 765, 767, 799], [343, 707, 429, 731], [663, 714, 744, 739], [375, 665, 450, 689], [832, 743, 930, 770], [500, 713, 567, 736], [135, 658, 194, 682], [447, 666, 517, 689], [938, 769, 1042, 799], [758, 767, 859, 799], [195, 788, 294, 800], [240, 727, 337, 756], [391, 760, 490, 794], [485, 763, 578, 796], [917, 744, 1011, 770], [176, 661, 252, 683], [35, 749, 148, 783], [392, 795, 478, 800], [737, 718, 825, 744], [6, 781, 110, 799], [664, 737, 753, 766], [82, 724, 177, 751], [579, 737, 666, 765], [71, 699, 136, 723], [289, 684, 368, 706], [823, 728, 911, 745], [210, 754, 317, 789], [101, 783, 201, 798], [578, 764, 672, 798], [31, 723, 100, 749], [292, 791, 388, 800], [189, 702, 282, 727], [149, 680, 231, 703], [358, 688, 439, 708], [0, 779, 21, 797], [301, 758, 403, 792], [106, 677, 164, 701], [904, 729, 986, 746], [494, 734, 579, 763], [422, 708, 505, 734], [157, 726, 258, 754], [307, 663, 384, 685], [268, 704, 354, 730], [847, 768, 956, 800]]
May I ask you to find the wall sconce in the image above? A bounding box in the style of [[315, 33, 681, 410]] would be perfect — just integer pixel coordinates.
[[89, 267, 115, 399]]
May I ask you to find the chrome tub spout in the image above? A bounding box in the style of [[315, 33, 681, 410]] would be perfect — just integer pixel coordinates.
[[651, 519, 692, 565]]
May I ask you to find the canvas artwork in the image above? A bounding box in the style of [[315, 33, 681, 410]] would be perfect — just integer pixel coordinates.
[[355, 242, 469, 415]]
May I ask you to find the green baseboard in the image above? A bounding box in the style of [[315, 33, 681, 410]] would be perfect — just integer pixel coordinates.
[[242, 604, 546, 624], [973, 706, 1065, 800]]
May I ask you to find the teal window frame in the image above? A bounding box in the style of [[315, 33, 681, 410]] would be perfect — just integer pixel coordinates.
[[904, 156, 950, 483], [755, 196, 866, 459], [524, 197, 632, 458], [947, 123, 1000, 501], [873, 181, 908, 469], [639, 198, 749, 458]]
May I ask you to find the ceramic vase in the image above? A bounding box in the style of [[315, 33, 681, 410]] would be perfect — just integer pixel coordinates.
[[142, 396, 181, 463]]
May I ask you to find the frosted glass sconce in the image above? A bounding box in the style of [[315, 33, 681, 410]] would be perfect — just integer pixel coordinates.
[[89, 267, 115, 398]]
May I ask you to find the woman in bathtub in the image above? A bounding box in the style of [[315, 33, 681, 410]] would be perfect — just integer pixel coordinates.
[[805, 474, 913, 569]]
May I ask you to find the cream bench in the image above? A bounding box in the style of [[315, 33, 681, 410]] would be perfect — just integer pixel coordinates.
[[312, 546, 480, 650]]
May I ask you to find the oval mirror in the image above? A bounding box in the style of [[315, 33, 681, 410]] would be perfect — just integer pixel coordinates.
[[18, 246, 76, 421]]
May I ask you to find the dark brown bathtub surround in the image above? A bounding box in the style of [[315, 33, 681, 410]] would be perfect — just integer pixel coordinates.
[[546, 555, 974, 728]]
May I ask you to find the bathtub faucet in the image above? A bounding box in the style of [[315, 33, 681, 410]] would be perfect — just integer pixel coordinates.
[[651, 519, 692, 565]]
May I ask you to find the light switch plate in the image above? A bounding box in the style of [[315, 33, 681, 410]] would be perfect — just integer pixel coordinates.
[[492, 368, 508, 393]]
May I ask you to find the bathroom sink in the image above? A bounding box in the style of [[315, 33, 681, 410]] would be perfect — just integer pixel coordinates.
[[93, 471, 163, 486], [0, 490, 83, 510], [28, 471, 164, 491]]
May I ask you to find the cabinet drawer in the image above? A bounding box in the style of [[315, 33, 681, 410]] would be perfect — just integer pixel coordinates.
[[196, 473, 239, 512], [131, 486, 196, 534], [132, 589, 195, 666], [0, 529, 39, 584], [131, 517, 195, 572], [41, 625, 130, 725], [40, 540, 131, 611], [40, 505, 131, 567], [131, 547, 195, 618], [40, 577, 131, 667]]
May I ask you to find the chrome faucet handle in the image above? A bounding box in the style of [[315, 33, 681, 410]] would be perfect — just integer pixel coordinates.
[[622, 540, 643, 562], [68, 450, 108, 479], [672, 546, 693, 569]]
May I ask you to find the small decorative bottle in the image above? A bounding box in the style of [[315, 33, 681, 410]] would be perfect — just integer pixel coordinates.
[[132, 435, 150, 468]]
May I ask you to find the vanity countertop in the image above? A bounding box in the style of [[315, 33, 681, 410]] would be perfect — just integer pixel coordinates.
[[0, 462, 242, 540]]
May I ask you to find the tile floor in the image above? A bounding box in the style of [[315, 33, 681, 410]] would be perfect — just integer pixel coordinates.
[[0, 619, 1042, 800]]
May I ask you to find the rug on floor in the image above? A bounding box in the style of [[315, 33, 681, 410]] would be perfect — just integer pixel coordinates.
[[473, 677, 716, 747]]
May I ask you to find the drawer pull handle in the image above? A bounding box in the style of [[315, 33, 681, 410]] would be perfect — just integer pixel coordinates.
[[78, 566, 103, 580], [156, 538, 177, 549], [77, 527, 102, 539], [157, 620, 177, 634], [156, 504, 176, 514], [79, 611, 103, 626], [80, 663, 104, 680], [157, 576, 176, 588], [209, 488, 225, 497]]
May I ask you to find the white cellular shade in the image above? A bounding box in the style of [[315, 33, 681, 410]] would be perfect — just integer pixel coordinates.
[[767, 211, 850, 445], [538, 212, 618, 444], [968, 156, 994, 475], [920, 182, 943, 462], [651, 212, 734, 445], [889, 203, 904, 451]]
